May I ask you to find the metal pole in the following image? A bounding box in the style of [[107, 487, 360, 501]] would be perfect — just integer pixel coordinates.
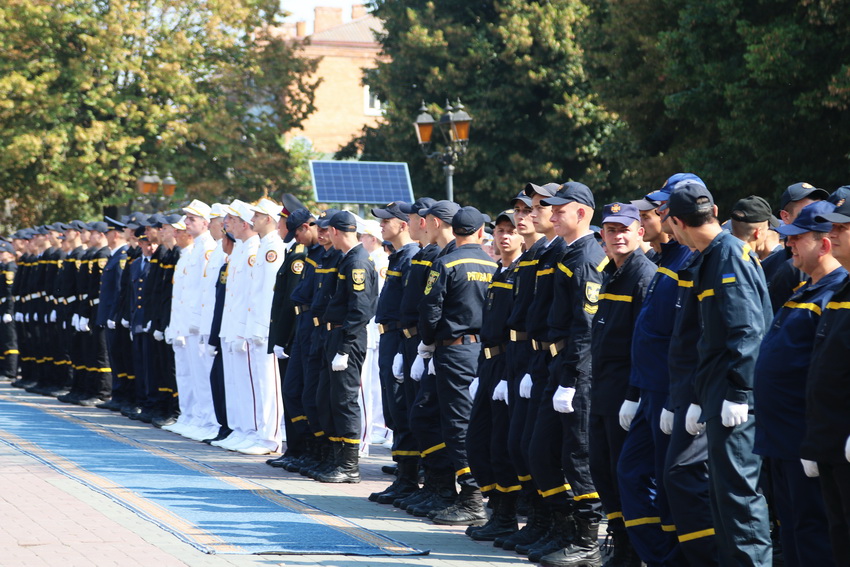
[[444, 163, 454, 202]]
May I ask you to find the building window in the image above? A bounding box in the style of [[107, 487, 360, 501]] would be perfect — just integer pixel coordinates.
[[364, 85, 386, 116]]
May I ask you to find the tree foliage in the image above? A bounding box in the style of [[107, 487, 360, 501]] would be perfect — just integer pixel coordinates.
[[0, 0, 319, 225], [339, 0, 633, 214]]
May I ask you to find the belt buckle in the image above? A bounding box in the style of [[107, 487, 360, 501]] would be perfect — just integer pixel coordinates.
[[312, 317, 320, 327], [549, 342, 558, 357], [484, 347, 493, 359], [403, 327, 415, 339], [531, 339, 539, 351], [294, 305, 302, 315], [510, 329, 518, 341], [378, 323, 387, 335]]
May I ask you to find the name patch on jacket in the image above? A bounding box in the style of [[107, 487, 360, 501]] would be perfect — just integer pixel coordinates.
[[466, 271, 493, 283]]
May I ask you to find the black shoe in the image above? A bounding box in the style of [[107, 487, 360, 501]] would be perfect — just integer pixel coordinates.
[[411, 492, 456, 518], [96, 399, 122, 411], [396, 486, 431, 510], [24, 384, 45, 394], [152, 415, 177, 428], [77, 397, 107, 407], [46, 387, 71, 397], [538, 517, 601, 567], [121, 405, 142, 418], [374, 460, 419, 504], [381, 464, 398, 475], [432, 486, 488, 526], [528, 512, 576, 562], [504, 499, 552, 552], [317, 443, 361, 484], [14, 379, 37, 389], [57, 392, 81, 404], [471, 493, 519, 541]]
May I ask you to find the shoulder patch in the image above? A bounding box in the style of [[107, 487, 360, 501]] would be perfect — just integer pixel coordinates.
[[98, 258, 108, 269], [380, 267, 387, 279], [247, 254, 256, 267], [266, 250, 278, 263], [119, 259, 127, 270], [352, 267, 366, 291], [585, 281, 601, 303], [291, 259, 305, 274], [424, 269, 439, 295]]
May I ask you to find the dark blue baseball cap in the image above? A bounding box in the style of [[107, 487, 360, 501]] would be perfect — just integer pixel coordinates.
[[88, 221, 109, 233], [778, 201, 835, 235], [104, 216, 126, 231], [284, 208, 314, 242], [829, 185, 850, 207], [371, 201, 411, 222], [524, 182, 561, 198], [510, 190, 532, 208], [779, 182, 829, 210], [451, 206, 490, 236], [314, 208, 340, 229], [602, 203, 640, 226], [646, 173, 706, 202], [420, 200, 460, 223], [542, 182, 595, 208], [328, 210, 358, 232], [667, 182, 715, 218], [815, 199, 850, 225], [411, 197, 436, 215]]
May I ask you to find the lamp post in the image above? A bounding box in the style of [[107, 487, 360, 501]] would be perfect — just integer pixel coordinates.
[[413, 99, 472, 202], [135, 169, 178, 209]]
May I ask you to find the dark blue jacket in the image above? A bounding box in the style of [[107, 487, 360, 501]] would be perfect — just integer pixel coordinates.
[[376, 242, 419, 324], [691, 231, 771, 419], [480, 258, 519, 347], [129, 254, 152, 332], [399, 243, 439, 329], [630, 241, 692, 393], [310, 247, 342, 319], [95, 245, 128, 327], [754, 266, 847, 459], [290, 244, 324, 334], [590, 247, 655, 415], [666, 251, 701, 411], [505, 236, 547, 333], [324, 244, 378, 355], [526, 237, 567, 342]]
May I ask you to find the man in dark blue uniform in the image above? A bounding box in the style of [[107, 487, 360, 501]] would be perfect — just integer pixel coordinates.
[[584, 203, 655, 567], [754, 201, 842, 567], [418, 206, 498, 525], [667, 182, 772, 566], [800, 200, 850, 567], [95, 217, 129, 407], [368, 201, 421, 503], [316, 211, 378, 483]]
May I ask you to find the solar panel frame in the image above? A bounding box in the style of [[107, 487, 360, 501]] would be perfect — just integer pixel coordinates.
[[310, 160, 415, 204]]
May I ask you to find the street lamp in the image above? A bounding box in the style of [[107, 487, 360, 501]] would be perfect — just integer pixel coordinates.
[[135, 169, 178, 209], [413, 98, 472, 201]]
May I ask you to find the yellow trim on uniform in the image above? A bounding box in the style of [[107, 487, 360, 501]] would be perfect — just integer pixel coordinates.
[[315, 268, 338, 274], [391, 450, 420, 457], [456, 467, 471, 477], [518, 474, 532, 482], [678, 280, 694, 288], [539, 484, 570, 498], [421, 442, 446, 457], [411, 260, 432, 267], [445, 258, 498, 269], [4, 349, 19, 355], [596, 257, 610, 271], [792, 280, 806, 292], [573, 492, 599, 501], [557, 263, 573, 277], [599, 293, 632, 302], [624, 516, 661, 528], [496, 484, 522, 493], [697, 289, 715, 301], [305, 257, 318, 268], [338, 274, 346, 280], [607, 511, 624, 520], [89, 367, 113, 373], [827, 301, 850, 310], [290, 415, 307, 423], [480, 483, 498, 492], [678, 527, 715, 542], [313, 430, 325, 437], [657, 267, 678, 281], [339, 437, 361, 444], [742, 243, 752, 261], [386, 270, 402, 277], [661, 524, 677, 532], [536, 268, 555, 276], [784, 301, 822, 315], [518, 260, 539, 267], [490, 281, 513, 290]]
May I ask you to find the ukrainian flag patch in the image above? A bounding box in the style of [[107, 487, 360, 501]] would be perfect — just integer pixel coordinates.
[[721, 273, 736, 284]]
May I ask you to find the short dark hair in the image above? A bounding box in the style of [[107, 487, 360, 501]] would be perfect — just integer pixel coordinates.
[[675, 206, 716, 228]]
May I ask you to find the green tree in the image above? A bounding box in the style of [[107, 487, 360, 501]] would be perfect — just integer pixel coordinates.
[[339, 0, 634, 215], [0, 0, 319, 226]]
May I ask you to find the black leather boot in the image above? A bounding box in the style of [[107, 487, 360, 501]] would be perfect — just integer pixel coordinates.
[[470, 492, 519, 541], [601, 528, 640, 567], [501, 496, 551, 551], [432, 484, 488, 526], [528, 510, 577, 562], [539, 516, 602, 567], [372, 459, 419, 503], [317, 442, 361, 483]]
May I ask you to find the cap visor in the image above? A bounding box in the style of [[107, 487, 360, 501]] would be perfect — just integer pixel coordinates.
[[645, 190, 669, 202], [632, 199, 658, 211], [775, 224, 810, 236], [370, 208, 395, 219], [540, 197, 569, 206], [816, 212, 850, 224], [510, 196, 532, 207], [602, 215, 640, 226]]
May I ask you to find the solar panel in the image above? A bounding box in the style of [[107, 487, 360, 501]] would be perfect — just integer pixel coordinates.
[[310, 161, 415, 204]]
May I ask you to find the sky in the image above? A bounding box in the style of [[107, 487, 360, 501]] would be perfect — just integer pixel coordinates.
[[281, 0, 366, 33]]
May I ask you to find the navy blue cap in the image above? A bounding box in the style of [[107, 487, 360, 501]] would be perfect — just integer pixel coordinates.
[[224, 231, 236, 243], [667, 182, 715, 218], [542, 182, 595, 208], [510, 190, 532, 208], [314, 208, 340, 229], [411, 197, 436, 214], [104, 216, 126, 231], [602, 203, 640, 226], [19, 229, 35, 240], [778, 201, 835, 235], [65, 220, 88, 231], [421, 200, 460, 223], [524, 182, 561, 198], [134, 227, 147, 239], [632, 198, 661, 212], [779, 182, 829, 210], [730, 195, 773, 223], [34, 226, 49, 235], [162, 213, 183, 226], [47, 222, 68, 232], [329, 210, 358, 232], [646, 173, 706, 202], [452, 206, 490, 236], [140, 213, 167, 228], [815, 198, 850, 224], [88, 221, 109, 233], [126, 211, 148, 229], [829, 185, 850, 207], [284, 208, 314, 243], [0, 241, 13, 254], [494, 210, 517, 227], [371, 201, 410, 222]]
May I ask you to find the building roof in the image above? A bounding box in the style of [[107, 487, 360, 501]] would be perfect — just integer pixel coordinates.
[[310, 14, 383, 45]]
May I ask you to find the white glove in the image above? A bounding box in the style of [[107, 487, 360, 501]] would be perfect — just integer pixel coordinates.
[[685, 404, 705, 436], [107, 319, 116, 329], [469, 377, 479, 400], [417, 341, 435, 359], [273, 345, 288, 359], [62, 321, 66, 329], [233, 339, 248, 353], [428, 358, 435, 375], [846, 435, 850, 463], [619, 399, 640, 431], [251, 335, 267, 348], [410, 355, 425, 381], [492, 380, 508, 404], [120, 318, 130, 328], [153, 330, 164, 341], [71, 313, 79, 328], [659, 409, 674, 435], [33, 312, 39, 322], [2, 314, 12, 323], [721, 400, 749, 428], [332, 352, 349, 371], [801, 459, 820, 478], [553, 386, 576, 413], [50, 310, 57, 323], [519, 373, 533, 399], [24, 313, 30, 322], [173, 336, 186, 348], [188, 324, 200, 335], [142, 321, 151, 333], [206, 344, 218, 357], [14, 312, 22, 322], [78, 317, 90, 333], [392, 353, 404, 380]]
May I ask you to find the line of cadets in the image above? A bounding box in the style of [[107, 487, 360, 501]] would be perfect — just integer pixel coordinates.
[[1, 175, 849, 567]]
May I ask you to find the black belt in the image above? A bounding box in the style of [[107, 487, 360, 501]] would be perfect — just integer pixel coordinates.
[[326, 322, 342, 331], [294, 304, 311, 315], [549, 339, 567, 357], [509, 329, 529, 341], [438, 334, 480, 347], [378, 321, 400, 335], [531, 339, 552, 352], [483, 344, 505, 359], [401, 325, 418, 339]]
